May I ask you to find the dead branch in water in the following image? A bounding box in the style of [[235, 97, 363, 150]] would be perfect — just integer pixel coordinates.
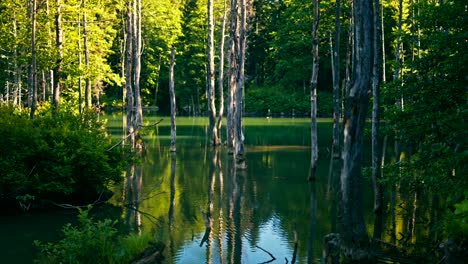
[[106, 119, 163, 152]]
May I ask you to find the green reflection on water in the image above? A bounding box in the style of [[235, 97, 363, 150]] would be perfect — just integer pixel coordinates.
[[107, 116, 374, 263]]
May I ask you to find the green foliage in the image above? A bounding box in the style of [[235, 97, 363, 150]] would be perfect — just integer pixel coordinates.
[[34, 206, 154, 264], [0, 105, 125, 207], [245, 85, 333, 116], [444, 191, 468, 240]]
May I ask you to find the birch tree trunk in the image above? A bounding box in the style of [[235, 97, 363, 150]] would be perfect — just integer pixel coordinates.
[[235, 0, 247, 169], [133, 0, 143, 127], [227, 0, 238, 154], [126, 0, 135, 149], [13, 14, 20, 107], [372, 0, 383, 240], [29, 0, 38, 119], [53, 0, 63, 111], [216, 0, 228, 143], [169, 46, 177, 152], [207, 0, 220, 146], [340, 0, 372, 254], [309, 0, 320, 181], [332, 0, 341, 159], [78, 14, 83, 115]]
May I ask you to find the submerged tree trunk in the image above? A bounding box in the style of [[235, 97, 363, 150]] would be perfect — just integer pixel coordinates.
[[227, 0, 238, 154], [207, 0, 220, 146], [372, 0, 383, 240], [125, 0, 135, 149], [309, 0, 320, 181], [169, 46, 177, 152], [235, 0, 247, 169], [133, 0, 143, 127], [340, 0, 372, 256], [331, 0, 341, 159], [53, 0, 63, 111], [216, 0, 228, 143]]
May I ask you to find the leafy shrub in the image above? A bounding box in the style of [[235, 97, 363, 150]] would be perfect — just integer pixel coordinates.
[[34, 206, 154, 264], [0, 105, 125, 208]]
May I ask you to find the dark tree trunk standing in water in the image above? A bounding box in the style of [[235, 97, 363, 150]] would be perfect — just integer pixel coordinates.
[[227, 0, 238, 154], [125, 0, 135, 149], [53, 0, 63, 111], [169, 46, 176, 152], [207, 0, 220, 146], [83, 0, 91, 108], [216, 0, 228, 143], [372, 0, 383, 240], [309, 0, 320, 181], [133, 0, 143, 127], [340, 0, 372, 256], [235, 0, 247, 169], [331, 0, 341, 159], [29, 0, 38, 119]]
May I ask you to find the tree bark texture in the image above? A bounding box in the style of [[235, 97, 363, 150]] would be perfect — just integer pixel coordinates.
[[53, 0, 63, 111], [207, 0, 220, 146], [169, 46, 177, 152], [340, 0, 372, 252], [133, 0, 143, 127], [227, 0, 238, 154], [29, 0, 38, 119], [309, 0, 320, 181], [217, 0, 228, 143], [235, 0, 247, 168], [82, 0, 91, 108], [332, 0, 341, 159], [372, 0, 384, 240], [125, 0, 135, 149]]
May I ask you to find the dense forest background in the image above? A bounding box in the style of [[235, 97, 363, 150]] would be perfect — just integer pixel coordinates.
[[0, 0, 467, 261]]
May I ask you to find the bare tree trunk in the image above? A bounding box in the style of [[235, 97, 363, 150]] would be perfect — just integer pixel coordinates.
[[83, 1, 91, 108], [372, 0, 383, 240], [207, 0, 220, 146], [381, 1, 386, 82], [309, 0, 320, 181], [13, 14, 20, 107], [216, 0, 228, 143], [332, 0, 341, 159], [227, 0, 238, 155], [235, 0, 247, 169], [169, 46, 177, 152], [394, 0, 403, 109], [340, 0, 372, 254], [53, 0, 63, 111], [29, 0, 38, 119], [78, 13, 83, 115], [126, 0, 135, 149], [133, 0, 143, 127]]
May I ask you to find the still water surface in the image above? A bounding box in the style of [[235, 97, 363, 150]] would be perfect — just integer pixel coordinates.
[[0, 116, 374, 263]]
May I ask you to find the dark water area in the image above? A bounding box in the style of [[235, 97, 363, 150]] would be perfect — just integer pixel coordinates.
[[1, 116, 378, 263]]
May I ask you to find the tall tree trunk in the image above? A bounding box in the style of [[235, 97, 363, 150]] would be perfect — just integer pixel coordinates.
[[125, 0, 135, 149], [83, 1, 91, 108], [78, 14, 83, 115], [372, 0, 383, 240], [235, 0, 247, 169], [332, 0, 341, 159], [53, 0, 63, 111], [394, 0, 403, 109], [29, 0, 38, 119], [133, 0, 143, 127], [217, 0, 228, 143], [381, 1, 386, 82], [309, 0, 320, 181], [169, 46, 177, 152], [207, 0, 219, 146], [227, 0, 238, 155], [13, 14, 20, 107], [340, 0, 372, 254]]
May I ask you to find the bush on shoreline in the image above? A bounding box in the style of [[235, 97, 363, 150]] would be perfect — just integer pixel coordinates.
[[0, 105, 126, 211]]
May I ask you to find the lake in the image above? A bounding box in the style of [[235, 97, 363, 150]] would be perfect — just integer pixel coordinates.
[[0, 116, 376, 263]]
